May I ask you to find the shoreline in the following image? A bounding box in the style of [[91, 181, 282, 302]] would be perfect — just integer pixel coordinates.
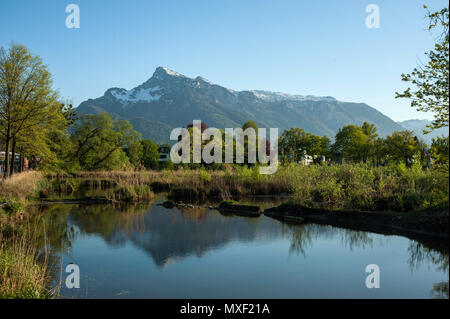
[[31, 196, 449, 242], [264, 204, 449, 241]]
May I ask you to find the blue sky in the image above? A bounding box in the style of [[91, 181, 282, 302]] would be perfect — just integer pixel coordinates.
[[0, 0, 447, 121]]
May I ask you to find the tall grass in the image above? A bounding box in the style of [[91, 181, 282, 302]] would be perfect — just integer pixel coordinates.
[[0, 171, 44, 201], [0, 226, 57, 299], [0, 171, 45, 215], [46, 163, 449, 212]]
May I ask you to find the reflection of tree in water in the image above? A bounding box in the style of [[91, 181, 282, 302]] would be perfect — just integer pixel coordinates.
[[407, 240, 449, 299], [282, 223, 312, 257], [121, 206, 277, 267], [285, 223, 374, 257], [23, 204, 76, 288], [26, 203, 152, 285], [59, 203, 279, 267], [67, 202, 151, 241], [32, 201, 450, 290], [407, 241, 449, 272], [430, 281, 449, 299], [338, 229, 373, 251]]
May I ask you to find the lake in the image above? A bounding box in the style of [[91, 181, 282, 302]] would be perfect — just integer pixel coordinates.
[[35, 199, 448, 299]]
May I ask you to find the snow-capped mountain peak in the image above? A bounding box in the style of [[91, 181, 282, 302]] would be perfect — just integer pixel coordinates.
[[251, 90, 336, 102], [78, 66, 404, 144], [153, 66, 185, 78], [107, 86, 162, 106]]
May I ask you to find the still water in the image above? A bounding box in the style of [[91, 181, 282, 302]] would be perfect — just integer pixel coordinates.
[[36, 200, 448, 299]]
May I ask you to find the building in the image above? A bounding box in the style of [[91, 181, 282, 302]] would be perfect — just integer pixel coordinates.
[[158, 145, 171, 162], [0, 152, 29, 174], [280, 150, 326, 166]]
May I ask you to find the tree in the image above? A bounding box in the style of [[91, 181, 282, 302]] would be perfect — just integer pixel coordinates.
[[279, 128, 329, 164], [241, 120, 259, 165], [384, 130, 420, 166], [242, 120, 258, 132], [0, 44, 70, 177], [140, 139, 159, 169], [125, 141, 144, 168], [307, 134, 330, 163], [395, 5, 449, 132], [279, 128, 310, 163], [361, 122, 378, 140], [70, 112, 140, 170], [332, 125, 369, 163], [13, 102, 75, 171], [430, 135, 449, 166], [332, 122, 378, 163], [373, 137, 388, 166], [361, 122, 379, 164]]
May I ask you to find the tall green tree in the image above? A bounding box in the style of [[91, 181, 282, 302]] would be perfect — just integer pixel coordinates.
[[373, 137, 388, 166], [430, 135, 449, 166], [306, 134, 330, 163], [332, 122, 379, 163], [241, 120, 259, 165], [395, 5, 449, 132], [0, 44, 70, 177], [139, 139, 160, 169], [279, 128, 329, 164], [384, 130, 420, 166], [332, 125, 369, 163], [70, 112, 140, 170], [279, 128, 310, 163], [125, 141, 144, 168]]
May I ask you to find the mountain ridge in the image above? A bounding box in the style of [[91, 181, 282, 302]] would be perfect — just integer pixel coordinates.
[[77, 66, 405, 143], [397, 119, 449, 144]]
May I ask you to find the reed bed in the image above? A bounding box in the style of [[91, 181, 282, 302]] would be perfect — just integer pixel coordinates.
[[46, 163, 449, 211], [0, 226, 57, 299]]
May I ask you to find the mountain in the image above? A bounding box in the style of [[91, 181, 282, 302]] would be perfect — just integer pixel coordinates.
[[398, 119, 449, 144], [77, 66, 405, 143]]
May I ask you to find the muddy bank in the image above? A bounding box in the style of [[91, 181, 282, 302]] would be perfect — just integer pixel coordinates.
[[264, 204, 449, 240], [216, 202, 262, 217]]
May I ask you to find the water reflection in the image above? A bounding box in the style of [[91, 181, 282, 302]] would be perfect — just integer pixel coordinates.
[[29, 201, 449, 298], [431, 282, 449, 299], [285, 224, 375, 257]]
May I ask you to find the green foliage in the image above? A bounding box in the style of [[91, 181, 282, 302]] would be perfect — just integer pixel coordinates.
[[140, 139, 160, 169], [0, 246, 50, 299], [279, 127, 330, 164], [125, 141, 143, 168], [431, 135, 449, 166], [396, 5, 449, 131], [0, 197, 24, 215], [242, 120, 258, 132], [332, 122, 377, 163], [0, 226, 55, 299], [0, 44, 74, 176], [1, 199, 24, 214], [198, 167, 211, 183], [70, 112, 141, 170], [105, 185, 154, 202], [384, 130, 421, 166]]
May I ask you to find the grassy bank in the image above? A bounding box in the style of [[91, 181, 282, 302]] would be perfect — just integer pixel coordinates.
[[0, 171, 45, 216], [0, 225, 57, 299], [0, 172, 58, 299], [45, 163, 449, 212]]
